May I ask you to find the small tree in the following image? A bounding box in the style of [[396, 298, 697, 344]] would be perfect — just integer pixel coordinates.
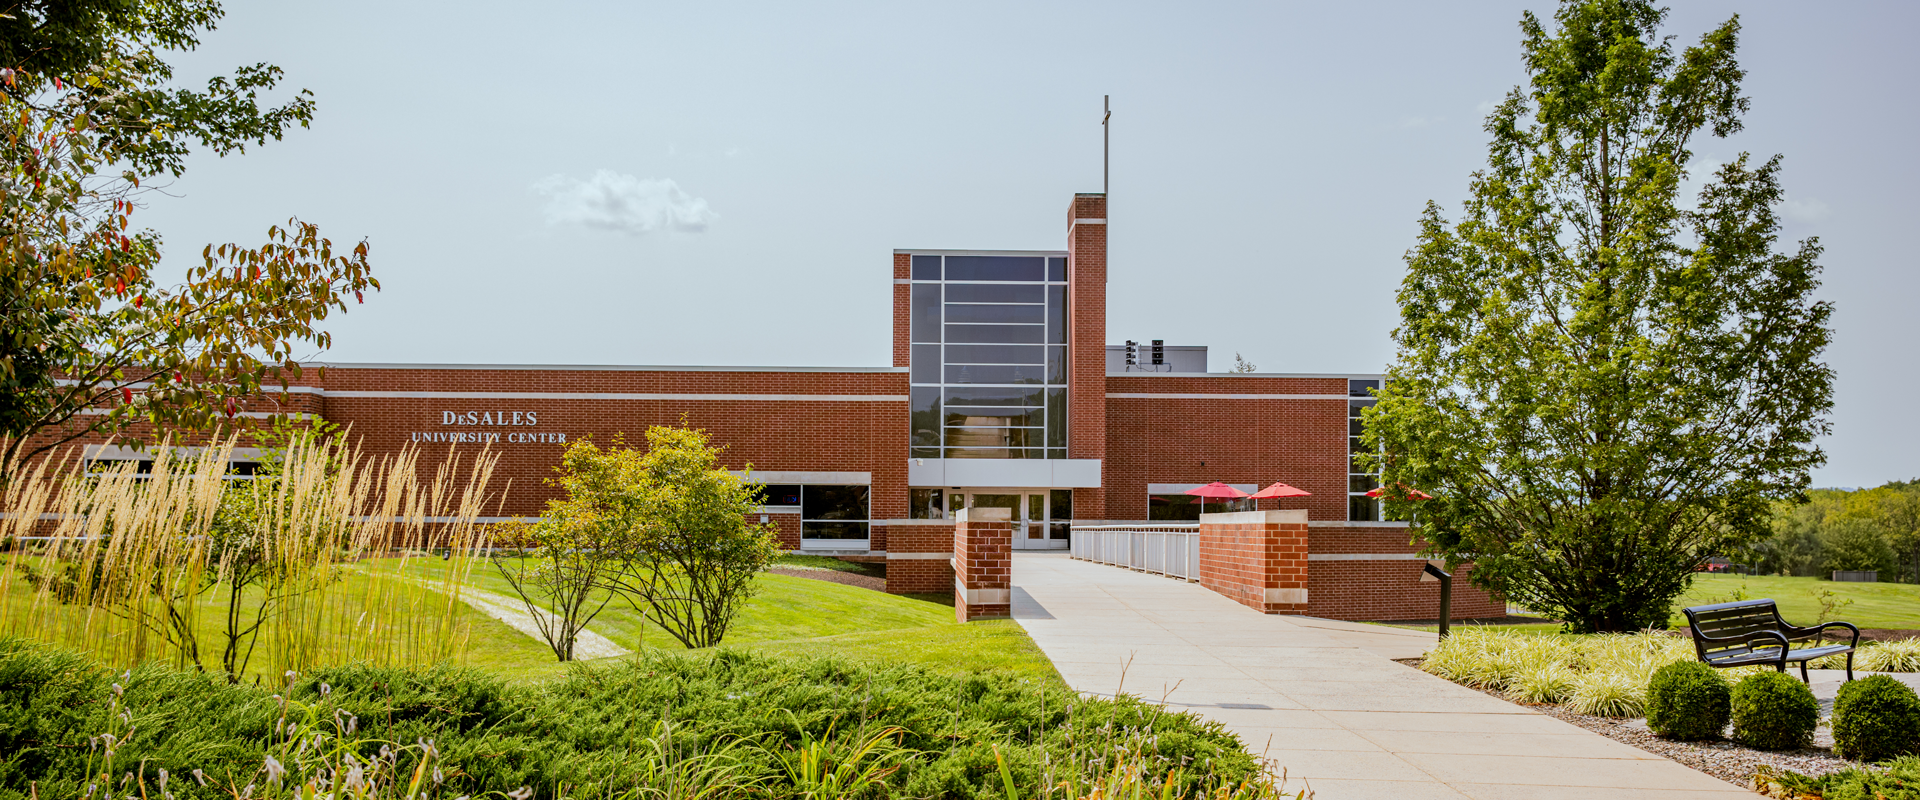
[[1229, 353, 1258, 373], [489, 514, 623, 663], [606, 425, 780, 649], [1364, 1, 1833, 632]]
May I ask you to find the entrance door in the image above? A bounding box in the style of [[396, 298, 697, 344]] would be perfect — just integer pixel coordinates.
[[962, 491, 1065, 551]]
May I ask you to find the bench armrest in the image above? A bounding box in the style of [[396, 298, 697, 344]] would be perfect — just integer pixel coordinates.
[[1692, 628, 1791, 667], [1784, 621, 1860, 648]]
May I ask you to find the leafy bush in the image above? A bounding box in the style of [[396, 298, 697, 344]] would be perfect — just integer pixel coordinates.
[[0, 638, 1302, 800], [1753, 756, 1920, 800], [1646, 661, 1731, 740], [1566, 670, 1645, 718], [1731, 671, 1820, 750], [1831, 675, 1920, 762]]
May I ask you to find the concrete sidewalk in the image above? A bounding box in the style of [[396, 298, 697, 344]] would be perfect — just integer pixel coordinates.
[[1011, 553, 1753, 800]]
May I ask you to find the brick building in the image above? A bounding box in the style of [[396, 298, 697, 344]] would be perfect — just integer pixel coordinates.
[[73, 192, 1500, 621]]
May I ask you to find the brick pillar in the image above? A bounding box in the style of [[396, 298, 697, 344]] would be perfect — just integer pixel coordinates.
[[1197, 509, 1309, 614], [953, 507, 1012, 621], [1067, 193, 1107, 519], [891, 252, 911, 368]]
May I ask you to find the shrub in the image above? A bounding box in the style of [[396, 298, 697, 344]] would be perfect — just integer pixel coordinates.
[[0, 638, 1295, 800], [1753, 756, 1920, 800], [1831, 675, 1920, 763], [1567, 670, 1645, 718], [1732, 671, 1820, 750], [1646, 661, 1731, 740], [1860, 639, 1920, 673]]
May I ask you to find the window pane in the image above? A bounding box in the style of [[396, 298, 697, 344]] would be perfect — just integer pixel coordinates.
[[802, 521, 869, 539], [1028, 494, 1044, 520], [970, 493, 1022, 511], [911, 387, 941, 447], [1047, 286, 1066, 344], [1149, 494, 1201, 521], [1349, 495, 1380, 522], [1046, 447, 1066, 460], [1047, 257, 1066, 281], [910, 488, 946, 520], [946, 427, 1042, 448], [945, 304, 1045, 324], [803, 484, 869, 521], [945, 255, 1043, 281], [760, 484, 801, 506], [1349, 475, 1379, 493], [1046, 388, 1067, 447], [911, 446, 941, 459], [946, 447, 1045, 459], [946, 406, 1043, 427], [1351, 436, 1367, 454], [1349, 379, 1380, 398], [911, 344, 941, 384], [1349, 418, 1365, 436], [946, 386, 1045, 407], [945, 344, 1043, 364], [911, 255, 941, 280], [1049, 488, 1073, 520], [911, 284, 941, 343], [946, 324, 1044, 344], [945, 283, 1043, 303], [1046, 346, 1067, 384], [946, 364, 1046, 384]]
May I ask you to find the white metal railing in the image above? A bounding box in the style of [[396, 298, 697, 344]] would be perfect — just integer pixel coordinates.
[[1070, 523, 1201, 581]]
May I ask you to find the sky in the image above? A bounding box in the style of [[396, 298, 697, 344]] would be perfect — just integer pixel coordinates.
[[136, 2, 1920, 489]]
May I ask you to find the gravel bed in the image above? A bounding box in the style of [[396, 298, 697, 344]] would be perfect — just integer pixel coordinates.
[[767, 567, 886, 592], [1394, 658, 1865, 786]]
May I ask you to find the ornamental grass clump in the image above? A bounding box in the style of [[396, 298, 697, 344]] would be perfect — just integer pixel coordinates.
[[1566, 670, 1646, 718], [1859, 639, 1920, 673], [1645, 661, 1731, 740], [1831, 675, 1920, 763], [1731, 671, 1820, 751]]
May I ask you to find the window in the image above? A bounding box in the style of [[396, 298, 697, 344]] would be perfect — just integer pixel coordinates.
[[1147, 494, 1243, 521], [1048, 489, 1073, 539], [760, 484, 801, 506], [909, 488, 946, 520], [801, 484, 869, 539], [1349, 379, 1382, 522], [906, 253, 1069, 459]]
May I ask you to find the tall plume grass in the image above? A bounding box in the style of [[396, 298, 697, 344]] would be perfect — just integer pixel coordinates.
[[0, 433, 500, 680]]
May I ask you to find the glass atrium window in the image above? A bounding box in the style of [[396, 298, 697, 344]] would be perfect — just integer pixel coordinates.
[[907, 253, 1069, 460], [1349, 379, 1381, 522]]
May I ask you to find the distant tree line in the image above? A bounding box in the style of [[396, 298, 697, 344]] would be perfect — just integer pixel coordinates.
[[1740, 482, 1920, 581]]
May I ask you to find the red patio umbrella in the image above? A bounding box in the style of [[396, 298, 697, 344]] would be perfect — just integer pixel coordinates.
[[1185, 482, 1252, 512], [1249, 482, 1311, 499]]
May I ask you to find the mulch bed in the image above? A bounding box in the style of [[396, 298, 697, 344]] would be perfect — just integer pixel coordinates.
[[767, 567, 886, 592], [1394, 658, 1866, 786]]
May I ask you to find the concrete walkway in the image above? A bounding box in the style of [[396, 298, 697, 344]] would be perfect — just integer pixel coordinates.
[[1011, 553, 1753, 799]]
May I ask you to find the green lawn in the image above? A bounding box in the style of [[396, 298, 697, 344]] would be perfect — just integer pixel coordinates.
[[1390, 573, 1920, 634], [4, 555, 1061, 685], [1676, 573, 1920, 630]]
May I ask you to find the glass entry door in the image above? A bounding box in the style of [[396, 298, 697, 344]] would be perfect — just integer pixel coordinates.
[[961, 491, 1066, 551]]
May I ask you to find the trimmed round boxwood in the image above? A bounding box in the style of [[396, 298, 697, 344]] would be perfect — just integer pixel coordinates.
[[1646, 661, 1731, 740], [1832, 675, 1920, 762], [1731, 671, 1820, 751]]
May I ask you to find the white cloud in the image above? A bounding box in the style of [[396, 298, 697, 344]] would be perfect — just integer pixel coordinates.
[[1779, 194, 1832, 224], [532, 171, 717, 235]]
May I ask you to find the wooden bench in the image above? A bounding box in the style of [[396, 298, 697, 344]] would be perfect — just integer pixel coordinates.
[[1682, 599, 1859, 682]]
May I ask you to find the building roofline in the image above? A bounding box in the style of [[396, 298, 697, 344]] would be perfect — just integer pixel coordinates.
[[300, 362, 908, 374], [891, 249, 1069, 257], [1105, 371, 1384, 379]]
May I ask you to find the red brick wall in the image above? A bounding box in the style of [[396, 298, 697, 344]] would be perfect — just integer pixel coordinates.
[[1307, 524, 1504, 621], [1197, 510, 1310, 614], [954, 509, 1011, 621], [883, 522, 956, 594], [1068, 194, 1109, 519], [1102, 374, 1348, 521]]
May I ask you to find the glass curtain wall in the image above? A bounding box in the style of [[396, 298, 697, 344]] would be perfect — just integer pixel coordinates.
[[1348, 379, 1381, 521], [909, 254, 1069, 459]]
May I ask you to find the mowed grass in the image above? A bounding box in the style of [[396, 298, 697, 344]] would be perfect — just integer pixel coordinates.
[[1676, 574, 1920, 630], [1390, 573, 1920, 635], [354, 558, 1058, 683]]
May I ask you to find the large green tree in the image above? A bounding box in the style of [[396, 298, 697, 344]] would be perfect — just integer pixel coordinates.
[[1363, 0, 1834, 632], [0, 1, 374, 477]]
